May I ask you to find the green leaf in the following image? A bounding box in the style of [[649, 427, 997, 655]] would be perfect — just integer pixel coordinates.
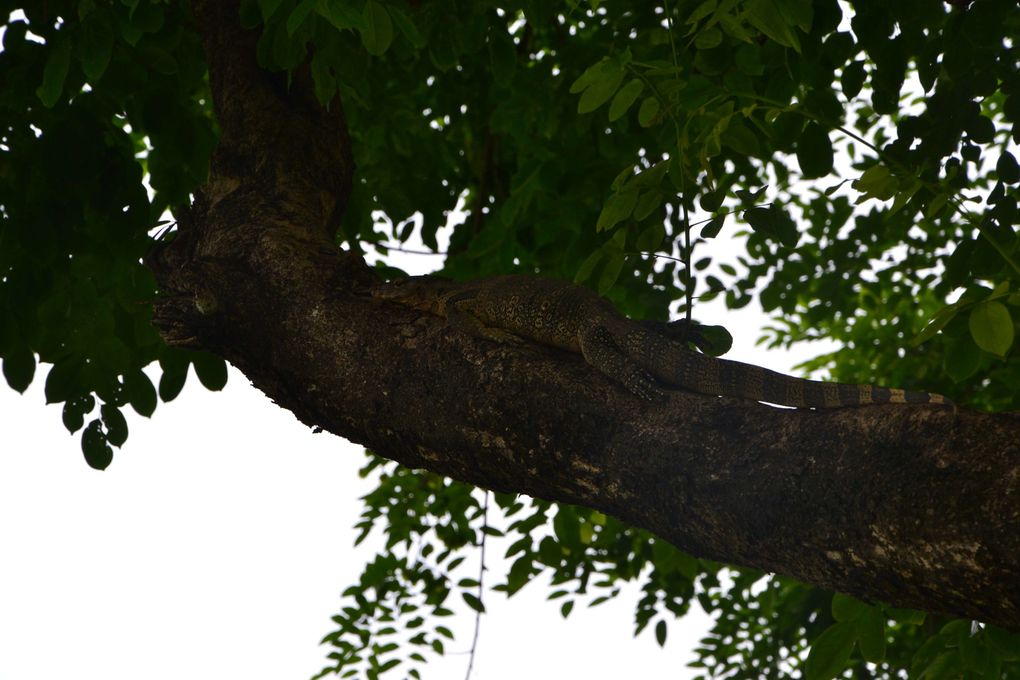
[[192, 352, 228, 391], [574, 249, 604, 284], [695, 324, 733, 356], [841, 61, 866, 99], [695, 27, 723, 49], [360, 0, 393, 56], [856, 606, 887, 663], [967, 115, 995, 144], [377, 658, 401, 673], [100, 403, 128, 447], [570, 59, 609, 94], [79, 9, 116, 80], [831, 593, 867, 622], [745, 204, 798, 247], [461, 592, 485, 613], [286, 0, 317, 35], [577, 61, 626, 114], [62, 394, 95, 434], [635, 221, 666, 251], [687, 0, 718, 27], [721, 119, 760, 156], [796, 123, 834, 178], [926, 192, 951, 220], [159, 362, 188, 402], [45, 359, 85, 404], [700, 190, 725, 212], [258, 0, 286, 20], [81, 419, 114, 470], [701, 215, 726, 238], [735, 45, 765, 75], [853, 164, 899, 201], [987, 281, 1010, 301], [633, 190, 663, 221], [597, 251, 625, 296], [987, 626, 1020, 657], [139, 45, 178, 74], [638, 97, 660, 127], [124, 370, 157, 417], [310, 49, 337, 104], [552, 505, 581, 549], [943, 334, 981, 382], [36, 37, 72, 107], [608, 79, 644, 121], [538, 538, 563, 562], [920, 650, 962, 680], [318, 0, 366, 31], [487, 28, 515, 80], [596, 189, 639, 231], [389, 7, 424, 48], [3, 349, 36, 393], [744, 0, 801, 52], [805, 621, 858, 680], [655, 620, 668, 646], [969, 300, 1014, 356], [997, 151, 1020, 184], [889, 178, 920, 215], [775, 0, 812, 32]]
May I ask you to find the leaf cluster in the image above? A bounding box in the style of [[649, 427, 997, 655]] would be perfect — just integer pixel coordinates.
[[318, 454, 708, 678], [0, 1, 225, 466], [3, 1, 1020, 678]]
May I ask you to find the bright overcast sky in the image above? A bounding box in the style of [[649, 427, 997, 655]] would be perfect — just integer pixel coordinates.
[[0, 231, 819, 679], [0, 10, 833, 677]]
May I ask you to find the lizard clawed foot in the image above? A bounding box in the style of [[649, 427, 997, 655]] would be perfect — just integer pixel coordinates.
[[626, 368, 667, 402]]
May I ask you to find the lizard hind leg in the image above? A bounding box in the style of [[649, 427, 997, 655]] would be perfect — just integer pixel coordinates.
[[578, 326, 664, 401], [445, 298, 526, 344]]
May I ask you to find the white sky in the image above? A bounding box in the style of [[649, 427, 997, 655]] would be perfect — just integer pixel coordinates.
[[0, 10, 841, 678], [0, 231, 824, 679]]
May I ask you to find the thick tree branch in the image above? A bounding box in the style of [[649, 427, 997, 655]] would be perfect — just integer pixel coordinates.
[[150, 2, 1020, 631]]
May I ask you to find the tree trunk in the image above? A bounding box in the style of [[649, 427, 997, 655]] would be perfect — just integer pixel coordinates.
[[150, 1, 1020, 631]]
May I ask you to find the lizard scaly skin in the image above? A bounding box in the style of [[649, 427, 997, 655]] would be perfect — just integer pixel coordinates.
[[374, 275, 951, 407]]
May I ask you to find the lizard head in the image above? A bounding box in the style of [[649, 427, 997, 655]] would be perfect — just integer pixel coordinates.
[[371, 275, 457, 313]]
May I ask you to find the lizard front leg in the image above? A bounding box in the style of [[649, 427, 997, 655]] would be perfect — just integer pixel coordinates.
[[578, 325, 663, 401], [444, 291, 526, 345]]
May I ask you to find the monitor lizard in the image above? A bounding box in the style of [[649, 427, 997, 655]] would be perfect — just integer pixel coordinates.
[[373, 274, 951, 408]]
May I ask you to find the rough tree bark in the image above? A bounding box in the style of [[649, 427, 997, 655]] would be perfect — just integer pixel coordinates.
[[149, 1, 1020, 631]]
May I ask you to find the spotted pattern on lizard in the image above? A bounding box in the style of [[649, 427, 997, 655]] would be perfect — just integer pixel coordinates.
[[374, 274, 951, 408]]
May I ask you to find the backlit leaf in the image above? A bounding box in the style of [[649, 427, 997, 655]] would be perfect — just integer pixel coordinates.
[[36, 37, 72, 107], [193, 352, 228, 391], [101, 403, 128, 447], [638, 97, 661, 127], [79, 9, 116, 80], [744, 0, 801, 52], [608, 79, 644, 121], [597, 189, 639, 231], [361, 0, 393, 56], [2, 349, 35, 393], [856, 606, 887, 663], [81, 419, 113, 470], [805, 621, 857, 680], [796, 123, 834, 178], [969, 301, 1014, 356], [286, 0, 317, 35], [578, 62, 626, 114]]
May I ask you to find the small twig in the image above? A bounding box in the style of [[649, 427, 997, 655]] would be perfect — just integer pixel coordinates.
[[371, 243, 447, 256], [464, 491, 489, 680]]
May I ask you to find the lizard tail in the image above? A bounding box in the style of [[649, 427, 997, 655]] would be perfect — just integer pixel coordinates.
[[703, 354, 951, 407], [625, 329, 950, 407]]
